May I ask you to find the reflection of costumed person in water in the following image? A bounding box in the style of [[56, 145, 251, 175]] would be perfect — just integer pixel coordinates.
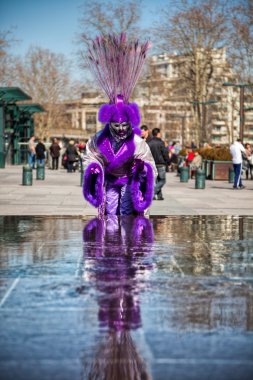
[[82, 34, 157, 216], [80, 216, 154, 379]]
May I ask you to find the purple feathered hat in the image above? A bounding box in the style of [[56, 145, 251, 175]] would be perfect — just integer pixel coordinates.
[[98, 95, 141, 128], [87, 34, 151, 127]]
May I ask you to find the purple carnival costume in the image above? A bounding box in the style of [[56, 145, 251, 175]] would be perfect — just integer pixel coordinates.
[[82, 34, 157, 216]]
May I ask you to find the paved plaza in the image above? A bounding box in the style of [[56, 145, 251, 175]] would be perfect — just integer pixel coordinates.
[[0, 166, 253, 380], [0, 165, 252, 215]]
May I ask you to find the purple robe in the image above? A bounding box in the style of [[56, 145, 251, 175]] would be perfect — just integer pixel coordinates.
[[82, 125, 157, 215]]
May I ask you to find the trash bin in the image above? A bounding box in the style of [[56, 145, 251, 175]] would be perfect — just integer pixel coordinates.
[[36, 163, 45, 180], [228, 167, 234, 183], [22, 165, 33, 186], [195, 168, 205, 189], [180, 166, 189, 182]]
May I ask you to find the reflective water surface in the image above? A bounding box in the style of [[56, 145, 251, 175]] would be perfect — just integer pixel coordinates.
[[0, 215, 253, 380]]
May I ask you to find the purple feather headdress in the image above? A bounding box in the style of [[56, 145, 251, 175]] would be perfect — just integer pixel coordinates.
[[87, 33, 151, 126]]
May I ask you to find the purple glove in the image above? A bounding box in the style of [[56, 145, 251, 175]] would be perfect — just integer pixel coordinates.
[[132, 159, 144, 173], [90, 166, 100, 174]]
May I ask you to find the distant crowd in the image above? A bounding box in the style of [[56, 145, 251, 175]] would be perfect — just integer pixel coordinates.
[[27, 136, 87, 173], [140, 125, 253, 197], [140, 125, 205, 200], [27, 128, 253, 196]]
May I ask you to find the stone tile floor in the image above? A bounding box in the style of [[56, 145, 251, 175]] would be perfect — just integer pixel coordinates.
[[0, 215, 253, 380], [1, 165, 253, 216]]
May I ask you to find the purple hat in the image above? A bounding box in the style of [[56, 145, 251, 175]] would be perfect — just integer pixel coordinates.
[[98, 96, 141, 127]]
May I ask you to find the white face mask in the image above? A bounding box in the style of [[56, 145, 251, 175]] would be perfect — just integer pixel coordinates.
[[109, 122, 132, 141]]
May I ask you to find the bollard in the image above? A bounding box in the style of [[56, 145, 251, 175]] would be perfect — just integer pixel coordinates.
[[195, 168, 205, 189], [22, 165, 33, 186], [180, 166, 189, 182], [228, 167, 235, 183], [36, 163, 45, 180], [80, 171, 84, 187], [80, 165, 84, 187]]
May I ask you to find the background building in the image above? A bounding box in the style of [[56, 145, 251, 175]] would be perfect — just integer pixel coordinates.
[[137, 49, 253, 146], [44, 49, 253, 146]]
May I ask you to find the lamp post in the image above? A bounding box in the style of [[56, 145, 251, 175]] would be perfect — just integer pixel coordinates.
[[223, 82, 253, 141], [191, 100, 218, 146], [170, 114, 194, 147]]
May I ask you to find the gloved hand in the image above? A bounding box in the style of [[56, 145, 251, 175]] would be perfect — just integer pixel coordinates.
[[132, 158, 144, 173], [90, 166, 100, 174]]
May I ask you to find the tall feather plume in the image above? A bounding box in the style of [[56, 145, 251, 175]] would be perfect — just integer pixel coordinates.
[[87, 33, 151, 104]]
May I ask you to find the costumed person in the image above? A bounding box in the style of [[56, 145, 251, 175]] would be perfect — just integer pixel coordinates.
[[82, 34, 157, 216]]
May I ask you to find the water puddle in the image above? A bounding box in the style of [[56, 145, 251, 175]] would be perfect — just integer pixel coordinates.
[[0, 215, 253, 379]]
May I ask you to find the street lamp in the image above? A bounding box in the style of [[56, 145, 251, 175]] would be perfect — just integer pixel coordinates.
[[170, 114, 193, 147], [191, 99, 218, 145], [223, 82, 253, 141]]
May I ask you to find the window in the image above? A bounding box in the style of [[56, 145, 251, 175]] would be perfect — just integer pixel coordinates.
[[78, 112, 82, 129], [86, 112, 97, 133]]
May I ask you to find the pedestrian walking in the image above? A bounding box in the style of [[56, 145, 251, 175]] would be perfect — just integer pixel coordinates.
[[35, 138, 46, 166], [190, 151, 202, 178], [230, 139, 246, 189], [77, 140, 86, 155], [65, 140, 79, 173], [148, 128, 169, 200], [141, 125, 152, 143], [28, 135, 36, 168], [245, 143, 253, 180], [49, 138, 61, 170]]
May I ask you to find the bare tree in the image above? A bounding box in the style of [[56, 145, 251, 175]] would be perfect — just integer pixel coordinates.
[[78, 0, 142, 45], [0, 29, 18, 58], [77, 0, 143, 74], [230, 0, 253, 83], [0, 29, 19, 86], [14, 46, 72, 139], [153, 0, 230, 145]]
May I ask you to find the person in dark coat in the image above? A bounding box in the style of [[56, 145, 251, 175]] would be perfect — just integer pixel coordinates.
[[49, 138, 61, 170], [140, 125, 152, 143], [148, 128, 169, 200], [66, 140, 79, 173], [35, 139, 46, 166]]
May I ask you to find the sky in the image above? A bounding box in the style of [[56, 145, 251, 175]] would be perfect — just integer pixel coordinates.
[[0, 0, 171, 81]]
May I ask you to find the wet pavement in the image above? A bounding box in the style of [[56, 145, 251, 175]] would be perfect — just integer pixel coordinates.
[[1, 165, 253, 215], [0, 215, 253, 380]]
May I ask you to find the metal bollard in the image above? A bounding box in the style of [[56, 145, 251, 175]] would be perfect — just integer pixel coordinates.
[[36, 163, 45, 180], [22, 165, 33, 186], [228, 167, 234, 183], [180, 166, 189, 182], [80, 166, 84, 187], [195, 168, 205, 189]]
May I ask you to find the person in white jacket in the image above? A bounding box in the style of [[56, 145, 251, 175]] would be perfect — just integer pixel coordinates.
[[230, 139, 246, 189]]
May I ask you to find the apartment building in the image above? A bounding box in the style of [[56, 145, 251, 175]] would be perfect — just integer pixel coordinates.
[[55, 50, 253, 145], [137, 49, 253, 145]]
